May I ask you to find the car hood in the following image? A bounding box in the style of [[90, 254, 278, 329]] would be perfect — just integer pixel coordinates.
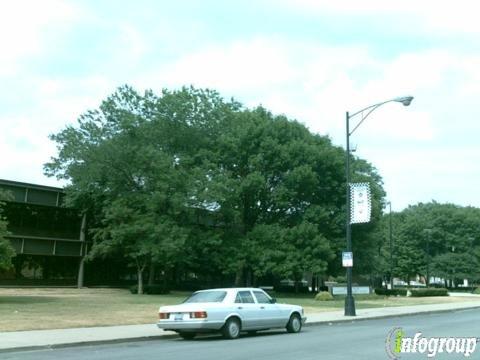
[[276, 303, 303, 311]]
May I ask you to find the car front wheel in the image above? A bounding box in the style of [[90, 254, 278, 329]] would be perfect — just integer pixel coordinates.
[[222, 317, 241, 339], [286, 313, 302, 333]]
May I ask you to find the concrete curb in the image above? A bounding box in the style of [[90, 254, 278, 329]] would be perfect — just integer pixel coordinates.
[[2, 305, 480, 354], [0, 334, 178, 354], [303, 305, 480, 327]]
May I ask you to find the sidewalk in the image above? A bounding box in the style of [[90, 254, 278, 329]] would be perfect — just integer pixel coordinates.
[[1, 299, 479, 353]]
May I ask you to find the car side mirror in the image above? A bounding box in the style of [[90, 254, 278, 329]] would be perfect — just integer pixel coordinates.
[[270, 297, 277, 304]]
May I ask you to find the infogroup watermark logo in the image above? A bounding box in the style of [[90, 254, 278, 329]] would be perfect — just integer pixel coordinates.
[[386, 327, 478, 358]]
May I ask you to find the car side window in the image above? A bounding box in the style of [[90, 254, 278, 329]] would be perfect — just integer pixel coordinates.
[[237, 291, 255, 303], [235, 293, 242, 303], [253, 291, 271, 304]]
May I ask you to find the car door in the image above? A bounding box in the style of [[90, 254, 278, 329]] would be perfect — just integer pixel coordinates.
[[234, 290, 258, 330], [252, 290, 284, 328]]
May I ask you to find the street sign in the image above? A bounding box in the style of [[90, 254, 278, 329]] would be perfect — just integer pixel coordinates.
[[332, 286, 370, 295], [342, 251, 353, 267]]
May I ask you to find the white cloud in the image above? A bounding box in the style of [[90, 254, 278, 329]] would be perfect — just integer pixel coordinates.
[[370, 146, 480, 210], [0, 0, 82, 76], [0, 74, 116, 187], [151, 37, 299, 93], [147, 38, 478, 146], [277, 0, 480, 34]]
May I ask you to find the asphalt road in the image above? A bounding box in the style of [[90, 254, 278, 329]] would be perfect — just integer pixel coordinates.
[[5, 309, 480, 360]]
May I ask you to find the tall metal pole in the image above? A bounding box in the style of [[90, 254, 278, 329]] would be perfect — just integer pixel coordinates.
[[345, 111, 356, 316], [423, 229, 431, 286], [426, 231, 430, 286], [342, 96, 413, 317], [389, 202, 393, 290], [77, 212, 87, 288]]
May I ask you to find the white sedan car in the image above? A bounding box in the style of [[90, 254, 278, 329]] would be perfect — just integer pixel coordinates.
[[157, 287, 306, 339]]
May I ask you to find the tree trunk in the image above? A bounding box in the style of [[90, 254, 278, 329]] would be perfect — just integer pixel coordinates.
[[13, 256, 24, 279], [163, 268, 168, 290], [77, 257, 85, 288], [148, 263, 155, 286], [234, 267, 243, 287], [294, 278, 300, 293], [245, 268, 252, 287], [137, 266, 144, 294]]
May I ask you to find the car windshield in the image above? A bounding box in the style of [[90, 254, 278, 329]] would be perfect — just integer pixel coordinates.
[[183, 290, 227, 303]]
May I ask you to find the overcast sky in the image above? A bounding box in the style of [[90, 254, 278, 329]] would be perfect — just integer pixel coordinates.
[[1, 0, 479, 211]]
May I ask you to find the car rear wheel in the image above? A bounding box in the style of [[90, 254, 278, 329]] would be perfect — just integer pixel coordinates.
[[222, 317, 241, 339], [178, 332, 196, 340], [286, 313, 302, 333]]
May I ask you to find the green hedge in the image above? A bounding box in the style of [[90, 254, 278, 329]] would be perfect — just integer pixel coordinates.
[[374, 288, 408, 296], [474, 287, 480, 294], [409, 288, 448, 297], [446, 287, 476, 293], [129, 284, 170, 294]]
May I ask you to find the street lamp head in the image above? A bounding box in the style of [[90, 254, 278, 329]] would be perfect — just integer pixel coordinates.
[[394, 96, 414, 106]]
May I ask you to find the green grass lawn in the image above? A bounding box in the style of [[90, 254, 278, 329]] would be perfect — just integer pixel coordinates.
[[0, 288, 476, 332], [273, 293, 470, 314]]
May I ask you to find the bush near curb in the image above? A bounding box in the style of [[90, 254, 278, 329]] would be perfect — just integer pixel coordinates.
[[474, 287, 480, 294], [409, 288, 448, 297], [446, 286, 477, 293], [314, 291, 334, 301], [374, 288, 408, 296], [129, 284, 170, 294]]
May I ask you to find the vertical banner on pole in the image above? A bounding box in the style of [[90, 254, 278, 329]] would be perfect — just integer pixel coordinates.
[[350, 183, 371, 224]]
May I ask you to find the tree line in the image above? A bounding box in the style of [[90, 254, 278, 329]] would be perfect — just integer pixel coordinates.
[[1, 85, 478, 293], [377, 202, 480, 287]]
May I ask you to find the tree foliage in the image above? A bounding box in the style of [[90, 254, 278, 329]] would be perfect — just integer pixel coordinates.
[[379, 202, 480, 285], [45, 85, 387, 290]]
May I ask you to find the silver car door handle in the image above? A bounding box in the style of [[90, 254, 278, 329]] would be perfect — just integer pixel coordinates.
[[260, 306, 265, 309], [237, 306, 243, 309]]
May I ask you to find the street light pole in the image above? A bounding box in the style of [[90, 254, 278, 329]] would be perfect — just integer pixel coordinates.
[[423, 229, 432, 286], [344, 96, 414, 317], [388, 201, 393, 290], [345, 111, 355, 316]]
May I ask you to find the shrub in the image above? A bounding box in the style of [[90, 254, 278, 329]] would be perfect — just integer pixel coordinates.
[[374, 288, 407, 296], [129, 284, 170, 295], [446, 287, 476, 293], [409, 288, 448, 297], [474, 287, 480, 294], [315, 291, 334, 301]]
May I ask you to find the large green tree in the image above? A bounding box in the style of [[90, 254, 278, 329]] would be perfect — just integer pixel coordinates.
[[45, 85, 387, 290], [45, 86, 201, 292], [189, 106, 385, 286]]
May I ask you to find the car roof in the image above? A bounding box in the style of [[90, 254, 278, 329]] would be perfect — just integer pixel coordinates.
[[195, 287, 263, 293]]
